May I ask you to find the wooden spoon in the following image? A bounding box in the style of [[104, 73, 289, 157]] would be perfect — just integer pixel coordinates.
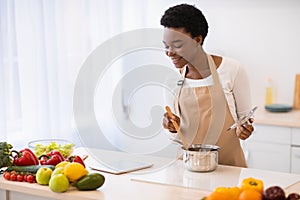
[[165, 106, 189, 150]]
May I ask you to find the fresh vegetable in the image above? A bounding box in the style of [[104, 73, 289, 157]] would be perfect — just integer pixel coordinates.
[[241, 177, 264, 194], [3, 171, 36, 183], [66, 155, 85, 167], [202, 178, 299, 200], [3, 171, 11, 180], [39, 150, 65, 166], [214, 186, 241, 199], [0, 141, 14, 168], [74, 173, 105, 191], [34, 141, 74, 158], [238, 189, 262, 200], [10, 173, 17, 181], [262, 186, 285, 200], [26, 174, 36, 183], [5, 165, 55, 173], [205, 191, 231, 200], [12, 148, 39, 166], [17, 174, 23, 182], [287, 193, 300, 200]]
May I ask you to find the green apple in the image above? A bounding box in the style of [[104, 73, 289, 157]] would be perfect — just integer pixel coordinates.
[[49, 174, 69, 193], [51, 167, 64, 177], [36, 167, 53, 185]]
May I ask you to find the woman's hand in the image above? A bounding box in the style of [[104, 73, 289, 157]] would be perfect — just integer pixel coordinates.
[[163, 112, 180, 133], [236, 118, 254, 140]]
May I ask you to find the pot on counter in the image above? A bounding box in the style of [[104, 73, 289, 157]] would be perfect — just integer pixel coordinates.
[[182, 144, 219, 172]]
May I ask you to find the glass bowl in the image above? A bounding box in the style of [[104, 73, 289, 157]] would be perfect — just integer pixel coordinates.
[[28, 139, 74, 158]]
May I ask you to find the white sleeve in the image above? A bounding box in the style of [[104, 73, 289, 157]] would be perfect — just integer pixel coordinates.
[[232, 64, 252, 118]]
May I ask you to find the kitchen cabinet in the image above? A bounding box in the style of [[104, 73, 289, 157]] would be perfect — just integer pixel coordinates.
[[244, 141, 291, 172], [292, 128, 300, 144], [0, 189, 6, 200], [291, 147, 300, 174], [242, 108, 300, 174], [242, 124, 291, 173], [291, 128, 300, 174]]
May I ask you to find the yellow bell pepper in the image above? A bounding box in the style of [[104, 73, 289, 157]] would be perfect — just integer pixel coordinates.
[[214, 186, 241, 200], [240, 177, 264, 194]]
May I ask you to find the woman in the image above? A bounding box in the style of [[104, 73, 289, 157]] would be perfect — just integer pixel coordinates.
[[161, 4, 254, 167]]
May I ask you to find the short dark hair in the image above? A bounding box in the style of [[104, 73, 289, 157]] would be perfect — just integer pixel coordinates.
[[160, 4, 209, 44]]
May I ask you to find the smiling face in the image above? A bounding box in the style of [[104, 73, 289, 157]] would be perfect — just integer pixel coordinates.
[[163, 27, 200, 69]]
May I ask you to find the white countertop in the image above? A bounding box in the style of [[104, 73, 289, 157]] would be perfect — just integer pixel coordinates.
[[81, 147, 300, 194], [131, 161, 300, 192], [1, 147, 300, 200], [255, 106, 300, 128]]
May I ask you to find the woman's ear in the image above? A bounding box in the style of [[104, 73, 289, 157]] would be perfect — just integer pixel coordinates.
[[195, 36, 203, 45]]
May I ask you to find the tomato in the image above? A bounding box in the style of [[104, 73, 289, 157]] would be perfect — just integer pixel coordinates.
[[26, 175, 35, 183], [21, 172, 26, 180], [10, 173, 17, 181], [3, 172, 11, 180], [17, 174, 23, 182]]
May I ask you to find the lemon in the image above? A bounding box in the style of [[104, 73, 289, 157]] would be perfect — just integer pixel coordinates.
[[55, 161, 70, 168], [63, 162, 88, 182]]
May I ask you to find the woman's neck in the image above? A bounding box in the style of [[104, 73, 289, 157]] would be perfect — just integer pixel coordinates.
[[186, 49, 210, 79]]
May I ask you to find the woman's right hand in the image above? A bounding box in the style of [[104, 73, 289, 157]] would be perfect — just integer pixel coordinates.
[[162, 111, 180, 133]]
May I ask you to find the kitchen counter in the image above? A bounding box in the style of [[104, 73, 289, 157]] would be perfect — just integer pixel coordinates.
[[255, 106, 300, 128], [0, 170, 207, 200], [1, 147, 300, 200]]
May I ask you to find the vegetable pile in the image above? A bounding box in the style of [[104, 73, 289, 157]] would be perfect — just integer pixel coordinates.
[[1, 140, 105, 193], [202, 177, 300, 200]]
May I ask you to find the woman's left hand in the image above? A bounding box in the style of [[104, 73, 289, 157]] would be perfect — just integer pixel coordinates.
[[236, 118, 254, 140]]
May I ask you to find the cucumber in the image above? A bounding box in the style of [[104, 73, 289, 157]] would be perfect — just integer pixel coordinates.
[[74, 173, 105, 190], [5, 165, 55, 173]]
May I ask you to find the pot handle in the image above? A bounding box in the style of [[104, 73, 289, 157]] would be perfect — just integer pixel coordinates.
[[183, 153, 190, 163]]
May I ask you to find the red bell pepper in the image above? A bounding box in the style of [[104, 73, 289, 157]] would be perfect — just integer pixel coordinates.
[[39, 150, 65, 166], [66, 155, 85, 167], [12, 148, 39, 166]]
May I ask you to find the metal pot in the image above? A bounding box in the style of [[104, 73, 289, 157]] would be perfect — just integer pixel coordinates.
[[182, 144, 219, 172]]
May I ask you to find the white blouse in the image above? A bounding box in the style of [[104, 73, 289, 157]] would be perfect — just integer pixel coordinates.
[[164, 56, 252, 121]]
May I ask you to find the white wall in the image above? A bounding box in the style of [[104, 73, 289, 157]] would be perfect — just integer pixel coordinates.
[[93, 0, 300, 154], [124, 0, 300, 107], [201, 0, 300, 106]]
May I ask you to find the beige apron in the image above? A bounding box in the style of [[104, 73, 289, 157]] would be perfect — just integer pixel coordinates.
[[174, 55, 247, 167]]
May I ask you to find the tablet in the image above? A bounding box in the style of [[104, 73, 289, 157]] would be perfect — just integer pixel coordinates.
[[89, 160, 153, 175]]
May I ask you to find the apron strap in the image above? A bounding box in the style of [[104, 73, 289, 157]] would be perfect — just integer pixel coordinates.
[[174, 66, 187, 115], [202, 54, 227, 145]]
